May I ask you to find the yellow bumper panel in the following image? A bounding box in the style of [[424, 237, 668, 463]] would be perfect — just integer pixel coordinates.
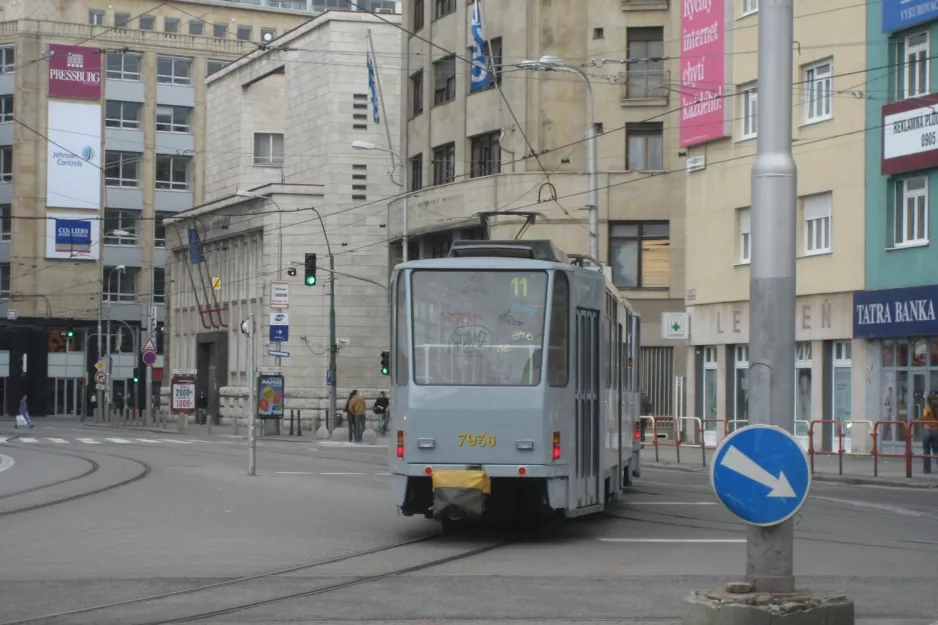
[[431, 470, 491, 494]]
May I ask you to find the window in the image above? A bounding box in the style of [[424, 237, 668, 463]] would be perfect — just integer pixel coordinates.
[[103, 209, 139, 246], [741, 0, 758, 15], [740, 85, 758, 139], [394, 275, 408, 386], [738, 208, 751, 263], [213, 23, 228, 38], [433, 55, 456, 105], [189, 20, 204, 36], [89, 10, 104, 25], [104, 266, 139, 303], [104, 151, 140, 187], [115, 12, 131, 28], [261, 28, 276, 42], [410, 70, 424, 117], [0, 263, 8, 297], [626, 122, 663, 171], [802, 192, 832, 255], [432, 142, 455, 185], [155, 212, 170, 248], [106, 52, 141, 81], [900, 32, 929, 100], [409, 154, 423, 191], [795, 342, 812, 423], [237, 25, 253, 41], [0, 204, 10, 241], [156, 105, 192, 133], [470, 131, 500, 178], [105, 100, 141, 129], [434, 0, 456, 19], [593, 28, 604, 40], [804, 60, 832, 123], [895, 177, 929, 246], [608, 222, 670, 288], [156, 55, 191, 86], [735, 345, 749, 423], [0, 146, 11, 182], [413, 0, 425, 31], [139, 15, 155, 30], [626, 27, 665, 99], [207, 59, 229, 76], [0, 46, 13, 74], [164, 17, 180, 33], [547, 272, 569, 386], [155, 155, 191, 190], [254, 133, 284, 166], [0, 95, 11, 123], [153, 268, 165, 304], [702, 346, 718, 421]]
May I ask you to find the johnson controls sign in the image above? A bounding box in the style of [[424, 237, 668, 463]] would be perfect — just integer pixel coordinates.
[[48, 44, 101, 100], [46, 101, 101, 210]]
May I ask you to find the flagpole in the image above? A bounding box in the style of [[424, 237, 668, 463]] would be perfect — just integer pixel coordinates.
[[367, 29, 397, 182]]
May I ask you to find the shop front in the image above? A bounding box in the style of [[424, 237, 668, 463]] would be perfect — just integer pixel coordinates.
[[854, 284, 938, 455]]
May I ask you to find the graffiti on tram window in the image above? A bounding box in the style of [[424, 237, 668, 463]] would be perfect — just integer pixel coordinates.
[[512, 330, 534, 341], [461, 272, 490, 294], [449, 324, 492, 357], [510, 302, 538, 317], [497, 310, 525, 327], [440, 311, 482, 325], [494, 344, 510, 353]]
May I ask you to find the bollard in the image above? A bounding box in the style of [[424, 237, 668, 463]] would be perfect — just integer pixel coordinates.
[[297, 410, 302, 436], [289, 409, 295, 436]]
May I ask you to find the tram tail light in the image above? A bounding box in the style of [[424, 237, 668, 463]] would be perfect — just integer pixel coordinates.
[[396, 429, 404, 458], [552, 431, 560, 460]]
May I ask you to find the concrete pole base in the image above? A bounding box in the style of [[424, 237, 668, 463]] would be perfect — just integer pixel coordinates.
[[683, 585, 854, 625], [331, 427, 348, 442], [315, 426, 330, 440], [176, 413, 188, 433]]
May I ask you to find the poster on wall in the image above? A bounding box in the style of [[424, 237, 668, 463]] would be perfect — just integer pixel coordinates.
[[679, 0, 728, 147], [48, 44, 102, 100], [45, 213, 100, 260], [46, 101, 102, 210]]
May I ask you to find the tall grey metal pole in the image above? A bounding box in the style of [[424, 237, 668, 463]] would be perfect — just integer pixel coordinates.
[[145, 272, 154, 426], [746, 0, 797, 595], [96, 270, 103, 424], [248, 313, 256, 476], [328, 252, 337, 433], [402, 185, 409, 262], [585, 83, 598, 262], [106, 310, 112, 424]]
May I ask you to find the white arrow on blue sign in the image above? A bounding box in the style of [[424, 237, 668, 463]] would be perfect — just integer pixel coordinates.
[[710, 424, 811, 527]]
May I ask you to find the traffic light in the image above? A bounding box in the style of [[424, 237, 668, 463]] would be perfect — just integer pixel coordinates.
[[287, 267, 297, 277], [132, 368, 140, 384], [65, 326, 74, 338], [304, 253, 317, 286], [380, 350, 390, 375]]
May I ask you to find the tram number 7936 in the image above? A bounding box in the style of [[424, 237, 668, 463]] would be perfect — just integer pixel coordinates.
[[458, 433, 497, 447]]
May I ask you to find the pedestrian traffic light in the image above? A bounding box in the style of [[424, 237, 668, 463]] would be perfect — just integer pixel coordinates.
[[380, 350, 390, 375], [132, 368, 140, 384], [65, 326, 74, 338], [304, 253, 317, 286]]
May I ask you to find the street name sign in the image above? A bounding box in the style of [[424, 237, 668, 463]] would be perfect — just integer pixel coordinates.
[[710, 424, 811, 527]]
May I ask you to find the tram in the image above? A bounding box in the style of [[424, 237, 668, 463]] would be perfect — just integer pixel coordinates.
[[387, 240, 644, 525]]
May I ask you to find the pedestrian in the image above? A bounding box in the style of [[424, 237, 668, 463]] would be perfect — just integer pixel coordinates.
[[16, 393, 34, 429], [348, 389, 366, 443], [344, 391, 355, 442], [373, 391, 390, 436], [922, 393, 938, 475], [197, 390, 208, 425]]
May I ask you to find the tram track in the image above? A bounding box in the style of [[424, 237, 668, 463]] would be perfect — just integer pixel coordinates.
[[0, 443, 152, 518]]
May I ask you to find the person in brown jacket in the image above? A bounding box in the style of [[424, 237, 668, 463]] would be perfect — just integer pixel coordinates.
[[348, 390, 367, 443], [922, 393, 938, 475]]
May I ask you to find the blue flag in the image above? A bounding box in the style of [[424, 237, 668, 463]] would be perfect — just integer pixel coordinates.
[[187, 227, 204, 265], [367, 52, 380, 124], [470, 0, 490, 92]]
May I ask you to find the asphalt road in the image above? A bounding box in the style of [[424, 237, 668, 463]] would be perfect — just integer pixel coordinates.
[[0, 420, 936, 625]]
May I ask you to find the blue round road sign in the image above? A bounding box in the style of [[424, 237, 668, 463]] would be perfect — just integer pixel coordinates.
[[710, 424, 811, 527], [142, 351, 157, 366]]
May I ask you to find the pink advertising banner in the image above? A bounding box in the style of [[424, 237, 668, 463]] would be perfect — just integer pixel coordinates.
[[680, 0, 727, 147], [48, 44, 102, 100]]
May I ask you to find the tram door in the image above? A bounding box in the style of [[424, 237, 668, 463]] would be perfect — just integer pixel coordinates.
[[575, 308, 601, 508]]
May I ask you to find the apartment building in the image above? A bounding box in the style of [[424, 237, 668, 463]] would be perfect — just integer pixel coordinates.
[[164, 12, 401, 425], [859, 1, 938, 457], [392, 0, 686, 414], [683, 0, 867, 449], [0, 1, 341, 417]]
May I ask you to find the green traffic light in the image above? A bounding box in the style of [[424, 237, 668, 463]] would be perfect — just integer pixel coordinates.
[[66, 330, 74, 337], [381, 367, 389, 375], [305, 275, 317, 286]]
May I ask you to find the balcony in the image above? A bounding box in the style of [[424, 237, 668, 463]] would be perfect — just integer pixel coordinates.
[[620, 70, 669, 106], [621, 0, 669, 9]]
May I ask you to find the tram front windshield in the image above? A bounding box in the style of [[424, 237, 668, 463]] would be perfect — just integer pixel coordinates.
[[411, 270, 548, 386]]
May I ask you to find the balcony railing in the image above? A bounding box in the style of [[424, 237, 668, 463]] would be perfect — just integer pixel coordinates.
[[621, 70, 669, 101]]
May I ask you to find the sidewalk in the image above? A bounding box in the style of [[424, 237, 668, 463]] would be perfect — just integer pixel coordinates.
[[641, 444, 938, 489]]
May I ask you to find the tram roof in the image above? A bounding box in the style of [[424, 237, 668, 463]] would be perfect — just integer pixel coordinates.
[[394, 256, 568, 271]]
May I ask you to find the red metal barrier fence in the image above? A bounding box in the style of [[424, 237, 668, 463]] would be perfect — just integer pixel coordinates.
[[651, 416, 680, 464], [871, 420, 911, 478], [808, 419, 844, 475]]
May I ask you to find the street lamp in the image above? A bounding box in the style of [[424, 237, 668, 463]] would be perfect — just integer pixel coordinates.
[[352, 141, 409, 262], [518, 56, 599, 262]]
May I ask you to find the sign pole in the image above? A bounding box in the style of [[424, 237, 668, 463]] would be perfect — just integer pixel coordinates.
[[248, 314, 257, 476], [748, 0, 797, 594]]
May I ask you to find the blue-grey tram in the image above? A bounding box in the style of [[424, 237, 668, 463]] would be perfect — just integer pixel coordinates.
[[388, 240, 643, 524]]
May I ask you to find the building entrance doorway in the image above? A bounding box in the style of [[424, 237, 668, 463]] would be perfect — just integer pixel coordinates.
[[51, 378, 83, 417]]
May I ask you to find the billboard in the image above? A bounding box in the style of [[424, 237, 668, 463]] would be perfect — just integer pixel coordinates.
[[46, 101, 101, 209], [48, 44, 102, 100], [881, 97, 938, 175], [882, 0, 938, 33], [679, 0, 728, 147], [45, 213, 100, 260]]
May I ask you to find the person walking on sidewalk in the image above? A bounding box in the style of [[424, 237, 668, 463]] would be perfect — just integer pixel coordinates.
[[16, 393, 34, 429], [373, 391, 389, 436], [922, 393, 938, 474], [344, 391, 355, 442], [348, 390, 366, 443]]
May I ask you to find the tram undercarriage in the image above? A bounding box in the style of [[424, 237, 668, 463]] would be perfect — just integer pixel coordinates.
[[399, 473, 556, 522]]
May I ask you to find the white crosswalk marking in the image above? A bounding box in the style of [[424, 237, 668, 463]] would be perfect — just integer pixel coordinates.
[[46, 438, 69, 444], [135, 439, 162, 444], [160, 439, 192, 444], [77, 438, 101, 444], [19, 437, 38, 443], [0, 437, 9, 444], [105, 438, 130, 444]]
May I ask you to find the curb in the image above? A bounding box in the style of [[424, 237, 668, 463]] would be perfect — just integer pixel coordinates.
[[644, 460, 938, 488]]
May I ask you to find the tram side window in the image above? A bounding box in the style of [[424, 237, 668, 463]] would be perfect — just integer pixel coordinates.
[[547, 272, 569, 386], [395, 276, 409, 386]]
